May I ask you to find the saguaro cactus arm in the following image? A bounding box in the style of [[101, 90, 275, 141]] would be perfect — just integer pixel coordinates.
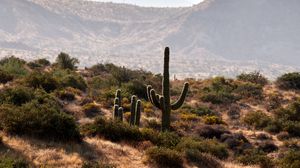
[[115, 89, 121, 106], [147, 85, 153, 103], [150, 89, 161, 109], [171, 82, 189, 110]]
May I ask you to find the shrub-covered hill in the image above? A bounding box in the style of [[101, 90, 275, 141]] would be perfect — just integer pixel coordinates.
[[0, 54, 299, 168]]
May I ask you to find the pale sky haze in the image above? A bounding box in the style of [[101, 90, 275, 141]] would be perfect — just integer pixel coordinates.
[[88, 0, 205, 7]]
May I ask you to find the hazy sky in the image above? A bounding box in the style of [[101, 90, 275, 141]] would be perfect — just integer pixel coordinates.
[[89, 0, 205, 7]]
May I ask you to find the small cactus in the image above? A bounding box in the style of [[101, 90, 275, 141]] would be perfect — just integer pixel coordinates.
[[113, 90, 142, 126], [118, 107, 123, 121], [130, 95, 142, 126], [134, 100, 141, 126], [113, 89, 123, 121], [147, 47, 189, 131]]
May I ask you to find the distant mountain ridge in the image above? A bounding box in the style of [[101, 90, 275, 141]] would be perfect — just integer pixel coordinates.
[[0, 0, 300, 79]]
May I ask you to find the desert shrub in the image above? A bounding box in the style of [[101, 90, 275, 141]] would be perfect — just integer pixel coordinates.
[[180, 113, 200, 121], [234, 82, 263, 100], [52, 69, 87, 91], [278, 150, 300, 168], [237, 71, 268, 86], [140, 129, 181, 149], [197, 125, 230, 139], [276, 72, 300, 90], [220, 133, 251, 153], [85, 117, 143, 142], [55, 52, 79, 70], [0, 56, 28, 77], [82, 161, 116, 168], [176, 137, 229, 159], [186, 149, 223, 168], [154, 131, 181, 149], [0, 70, 13, 84], [146, 120, 161, 130], [265, 92, 283, 111], [60, 74, 87, 91], [34, 58, 50, 66], [111, 66, 132, 86], [0, 86, 34, 106], [186, 106, 216, 116], [201, 77, 238, 104], [203, 116, 225, 125], [0, 156, 29, 168], [83, 103, 101, 117], [27, 61, 42, 69], [146, 146, 183, 168], [24, 72, 59, 92], [258, 141, 278, 153], [56, 90, 75, 101], [237, 149, 274, 168], [243, 111, 272, 129], [273, 102, 300, 136], [227, 104, 241, 119], [256, 133, 271, 140], [277, 132, 290, 141], [124, 79, 148, 99], [0, 91, 81, 141]]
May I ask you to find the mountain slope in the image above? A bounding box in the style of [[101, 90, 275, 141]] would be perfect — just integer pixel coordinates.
[[0, 0, 300, 78]]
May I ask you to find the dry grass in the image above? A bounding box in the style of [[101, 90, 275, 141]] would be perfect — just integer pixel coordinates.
[[224, 162, 259, 168], [0, 132, 148, 168]]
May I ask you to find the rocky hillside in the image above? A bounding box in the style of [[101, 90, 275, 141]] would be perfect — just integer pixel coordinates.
[[0, 0, 300, 78]]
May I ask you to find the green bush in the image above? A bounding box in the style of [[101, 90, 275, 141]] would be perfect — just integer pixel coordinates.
[[237, 149, 274, 168], [258, 141, 278, 153], [151, 131, 181, 149], [82, 161, 116, 168], [82, 103, 101, 117], [24, 72, 59, 92], [186, 149, 223, 168], [184, 105, 216, 116], [0, 87, 34, 106], [55, 52, 79, 70], [56, 90, 75, 101], [0, 155, 29, 168], [197, 125, 230, 139], [0, 70, 13, 84], [203, 116, 225, 125], [0, 90, 81, 141], [243, 111, 272, 129], [51, 69, 87, 91], [176, 137, 229, 159], [146, 146, 184, 168], [273, 101, 300, 137], [85, 117, 143, 142], [201, 77, 238, 104], [0, 56, 28, 77], [234, 82, 264, 100], [278, 150, 300, 168], [237, 71, 268, 86], [34, 58, 50, 66], [61, 74, 87, 91], [276, 72, 300, 90]]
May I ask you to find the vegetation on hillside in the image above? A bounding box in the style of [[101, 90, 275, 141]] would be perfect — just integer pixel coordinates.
[[0, 51, 299, 168]]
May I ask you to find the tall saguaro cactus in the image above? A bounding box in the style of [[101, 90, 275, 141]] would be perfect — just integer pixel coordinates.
[[147, 47, 189, 131]]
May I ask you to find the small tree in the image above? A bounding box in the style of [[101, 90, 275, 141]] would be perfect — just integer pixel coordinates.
[[55, 52, 79, 70]]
